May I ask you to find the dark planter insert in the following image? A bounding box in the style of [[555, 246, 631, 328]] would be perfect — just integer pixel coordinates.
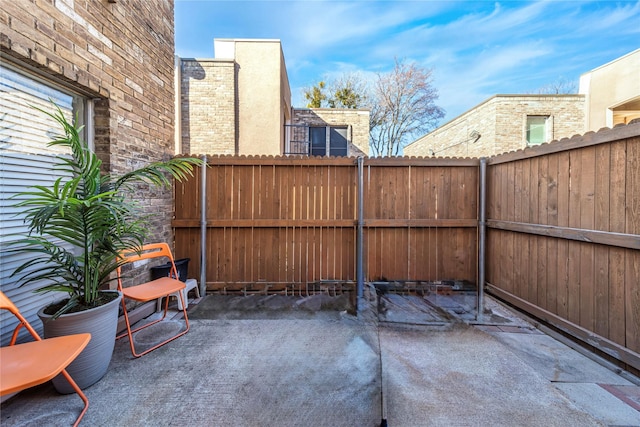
[[151, 258, 190, 283]]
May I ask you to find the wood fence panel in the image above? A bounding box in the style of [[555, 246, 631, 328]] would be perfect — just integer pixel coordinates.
[[363, 163, 477, 283], [626, 138, 640, 353], [175, 157, 478, 293], [486, 129, 640, 371]]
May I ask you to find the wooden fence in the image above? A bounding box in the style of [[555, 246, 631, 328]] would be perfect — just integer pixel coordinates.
[[485, 124, 640, 369], [173, 157, 479, 294], [173, 123, 639, 370]]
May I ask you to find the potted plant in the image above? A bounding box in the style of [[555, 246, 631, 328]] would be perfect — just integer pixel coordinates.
[[10, 102, 201, 393]]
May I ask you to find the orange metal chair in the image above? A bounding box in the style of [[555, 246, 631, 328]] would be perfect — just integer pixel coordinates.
[[116, 243, 190, 357], [0, 291, 90, 427]]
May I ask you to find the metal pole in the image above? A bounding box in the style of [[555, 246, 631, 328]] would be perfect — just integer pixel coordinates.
[[200, 155, 207, 297], [356, 157, 364, 313], [477, 157, 487, 321]]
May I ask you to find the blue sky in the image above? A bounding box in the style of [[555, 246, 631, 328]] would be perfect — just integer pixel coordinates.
[[175, 0, 640, 123]]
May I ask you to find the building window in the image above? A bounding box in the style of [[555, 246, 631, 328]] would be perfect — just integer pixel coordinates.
[[0, 62, 92, 344], [329, 127, 348, 156], [309, 126, 326, 156], [526, 115, 549, 145], [309, 126, 348, 157]]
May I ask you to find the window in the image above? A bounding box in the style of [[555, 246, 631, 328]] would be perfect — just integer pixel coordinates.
[[0, 63, 92, 344], [309, 127, 326, 156], [526, 116, 549, 145], [329, 127, 348, 156], [309, 126, 349, 157]]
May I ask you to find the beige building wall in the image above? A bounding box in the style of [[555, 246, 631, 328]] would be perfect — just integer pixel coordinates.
[[180, 38, 368, 157], [280, 52, 292, 152], [579, 49, 640, 130], [405, 95, 585, 158], [179, 58, 236, 154], [292, 108, 370, 156], [216, 39, 290, 155]]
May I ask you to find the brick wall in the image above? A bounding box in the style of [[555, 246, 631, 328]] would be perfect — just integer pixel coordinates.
[[2, 0, 177, 285], [292, 108, 370, 156], [180, 58, 236, 154], [405, 95, 585, 158]]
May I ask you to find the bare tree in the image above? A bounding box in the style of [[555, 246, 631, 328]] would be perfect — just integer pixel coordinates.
[[536, 76, 577, 94], [369, 59, 445, 156], [327, 73, 369, 109], [302, 62, 444, 156]]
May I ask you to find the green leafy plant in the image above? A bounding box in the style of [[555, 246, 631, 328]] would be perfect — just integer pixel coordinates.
[[11, 102, 202, 318]]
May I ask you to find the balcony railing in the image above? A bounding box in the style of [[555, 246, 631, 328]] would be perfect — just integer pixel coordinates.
[[285, 139, 310, 156]]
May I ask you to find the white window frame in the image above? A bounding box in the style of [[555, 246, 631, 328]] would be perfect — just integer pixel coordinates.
[[525, 115, 552, 146]]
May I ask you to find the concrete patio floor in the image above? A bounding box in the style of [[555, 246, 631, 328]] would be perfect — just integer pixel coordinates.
[[1, 292, 639, 426]]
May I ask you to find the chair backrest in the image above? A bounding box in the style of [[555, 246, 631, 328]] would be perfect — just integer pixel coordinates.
[[117, 243, 178, 288], [0, 291, 19, 315], [0, 291, 42, 344]]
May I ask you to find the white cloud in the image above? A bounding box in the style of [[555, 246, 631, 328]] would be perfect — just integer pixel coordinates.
[[176, 0, 640, 117]]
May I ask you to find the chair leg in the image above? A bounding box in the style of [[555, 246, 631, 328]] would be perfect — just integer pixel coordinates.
[[60, 369, 89, 427], [116, 295, 190, 358]]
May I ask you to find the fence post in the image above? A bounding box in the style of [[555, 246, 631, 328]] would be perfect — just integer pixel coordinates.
[[357, 156, 364, 313], [477, 157, 487, 321], [200, 155, 207, 297]]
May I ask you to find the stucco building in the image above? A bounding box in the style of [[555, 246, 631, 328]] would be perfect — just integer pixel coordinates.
[[405, 49, 640, 158], [579, 48, 640, 130], [178, 38, 370, 157]]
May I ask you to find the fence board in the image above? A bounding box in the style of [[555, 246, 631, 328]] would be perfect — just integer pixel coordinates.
[[627, 138, 640, 235], [546, 154, 559, 313], [556, 239, 569, 319], [528, 236, 539, 301], [556, 148, 570, 317], [627, 250, 640, 353], [537, 157, 549, 308], [579, 147, 596, 332]]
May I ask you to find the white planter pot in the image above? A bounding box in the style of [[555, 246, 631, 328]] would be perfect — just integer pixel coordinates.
[[38, 291, 122, 394]]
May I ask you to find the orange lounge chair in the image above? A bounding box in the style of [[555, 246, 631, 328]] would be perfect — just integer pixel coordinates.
[[0, 291, 90, 427], [116, 243, 190, 357]]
